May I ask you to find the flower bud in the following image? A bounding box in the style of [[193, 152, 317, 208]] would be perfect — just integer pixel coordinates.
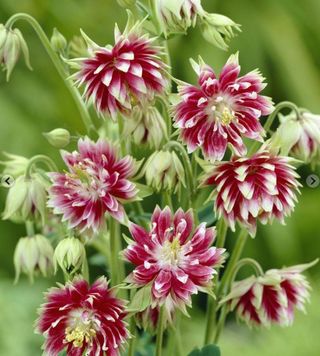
[[155, 0, 204, 36], [0, 152, 29, 178], [0, 27, 32, 81], [2, 173, 48, 223], [14, 234, 54, 283], [68, 35, 89, 58], [123, 106, 168, 149], [117, 0, 136, 8], [200, 13, 240, 51], [53, 237, 86, 275], [50, 28, 67, 53], [43, 128, 70, 148], [144, 150, 186, 193]]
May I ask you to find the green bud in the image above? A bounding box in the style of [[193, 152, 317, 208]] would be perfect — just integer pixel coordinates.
[[2, 173, 48, 223], [123, 106, 168, 149], [14, 234, 54, 283], [54, 237, 86, 275], [0, 27, 32, 81], [117, 0, 136, 8], [43, 128, 70, 148], [200, 13, 240, 51], [144, 150, 186, 193], [0, 152, 29, 178], [50, 28, 67, 53], [68, 35, 89, 58]]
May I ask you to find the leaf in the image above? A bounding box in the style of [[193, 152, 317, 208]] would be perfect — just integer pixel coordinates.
[[188, 344, 221, 356], [127, 284, 152, 313], [135, 183, 153, 199]]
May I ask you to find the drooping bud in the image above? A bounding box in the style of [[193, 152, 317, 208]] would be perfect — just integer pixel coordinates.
[[123, 106, 168, 149], [67, 35, 89, 58], [0, 152, 29, 178], [53, 237, 86, 275], [117, 0, 136, 8], [155, 0, 204, 36], [14, 234, 54, 283], [2, 173, 48, 223], [0, 26, 32, 81], [269, 110, 320, 166], [144, 150, 186, 193], [50, 28, 67, 54], [200, 13, 241, 51], [43, 128, 70, 148]]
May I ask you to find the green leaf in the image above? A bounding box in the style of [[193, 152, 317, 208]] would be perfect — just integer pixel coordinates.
[[127, 284, 152, 313], [188, 344, 221, 356], [135, 182, 153, 199]]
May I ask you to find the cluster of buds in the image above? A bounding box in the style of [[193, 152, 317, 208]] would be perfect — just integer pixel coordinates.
[[143, 150, 186, 193], [0, 24, 32, 80]]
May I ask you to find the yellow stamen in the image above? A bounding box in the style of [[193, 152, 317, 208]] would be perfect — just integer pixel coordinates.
[[65, 326, 96, 348]]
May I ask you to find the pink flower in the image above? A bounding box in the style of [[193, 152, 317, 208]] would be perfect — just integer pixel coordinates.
[[172, 53, 273, 160], [222, 261, 316, 327], [76, 25, 168, 118], [48, 137, 137, 235], [123, 206, 225, 313], [36, 277, 128, 356], [204, 151, 301, 236]]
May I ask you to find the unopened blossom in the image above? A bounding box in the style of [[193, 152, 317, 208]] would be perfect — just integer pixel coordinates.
[[43, 128, 70, 148], [155, 0, 204, 36], [172, 53, 273, 160], [124, 206, 225, 314], [14, 234, 54, 283], [135, 306, 160, 333], [204, 151, 301, 236], [75, 24, 167, 119], [37, 277, 128, 355], [270, 110, 320, 165], [48, 137, 137, 234], [222, 261, 316, 327], [123, 105, 168, 149], [0, 152, 29, 178]]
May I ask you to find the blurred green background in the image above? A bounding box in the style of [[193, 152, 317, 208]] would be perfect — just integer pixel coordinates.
[[0, 0, 320, 355]]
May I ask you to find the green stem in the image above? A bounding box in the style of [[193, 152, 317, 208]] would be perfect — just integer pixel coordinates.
[[162, 191, 173, 210], [203, 219, 227, 345], [155, 306, 165, 356], [248, 101, 300, 155], [127, 316, 136, 356], [25, 220, 35, 236], [118, 115, 127, 156], [5, 13, 95, 134], [25, 154, 58, 178], [108, 219, 119, 287]]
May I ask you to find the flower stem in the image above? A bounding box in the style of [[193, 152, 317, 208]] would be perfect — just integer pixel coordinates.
[[5, 13, 95, 134], [25, 154, 58, 179], [249, 101, 300, 155], [155, 306, 165, 356], [163, 191, 173, 210], [203, 219, 227, 345], [25, 220, 35, 236], [127, 316, 136, 356]]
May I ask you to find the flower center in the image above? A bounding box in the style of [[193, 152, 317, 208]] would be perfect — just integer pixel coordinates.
[[158, 236, 182, 267], [65, 309, 97, 348], [206, 95, 235, 126]]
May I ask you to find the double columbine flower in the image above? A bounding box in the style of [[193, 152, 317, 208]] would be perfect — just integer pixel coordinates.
[[37, 277, 128, 355], [75, 23, 168, 119], [222, 261, 316, 327], [204, 151, 301, 236], [172, 53, 273, 160], [123, 206, 225, 314], [48, 137, 137, 235]]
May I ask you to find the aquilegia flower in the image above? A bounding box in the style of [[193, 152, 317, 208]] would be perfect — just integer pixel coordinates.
[[204, 151, 301, 236], [75, 23, 168, 118], [270, 110, 320, 166], [37, 277, 128, 355], [172, 53, 273, 160], [48, 137, 137, 234], [123, 206, 225, 314], [222, 261, 316, 327]]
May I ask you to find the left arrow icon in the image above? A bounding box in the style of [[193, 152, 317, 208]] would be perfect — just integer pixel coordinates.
[[1, 175, 15, 188]]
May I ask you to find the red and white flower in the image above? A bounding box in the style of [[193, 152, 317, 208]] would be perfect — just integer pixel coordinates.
[[204, 151, 301, 236], [48, 137, 137, 235], [75, 24, 168, 119], [37, 277, 128, 356], [222, 261, 316, 327], [172, 54, 273, 160], [123, 206, 225, 314]]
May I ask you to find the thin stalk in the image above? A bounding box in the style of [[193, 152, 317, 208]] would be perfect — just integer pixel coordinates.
[[204, 219, 227, 345], [25, 220, 35, 236], [249, 101, 300, 155], [127, 316, 136, 356], [108, 219, 120, 287], [5, 13, 95, 134], [118, 115, 127, 156], [162, 191, 173, 210], [155, 306, 165, 356], [25, 154, 58, 178]]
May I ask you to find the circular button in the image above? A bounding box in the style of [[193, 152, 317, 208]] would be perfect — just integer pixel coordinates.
[[1, 174, 15, 188], [306, 174, 320, 188]]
